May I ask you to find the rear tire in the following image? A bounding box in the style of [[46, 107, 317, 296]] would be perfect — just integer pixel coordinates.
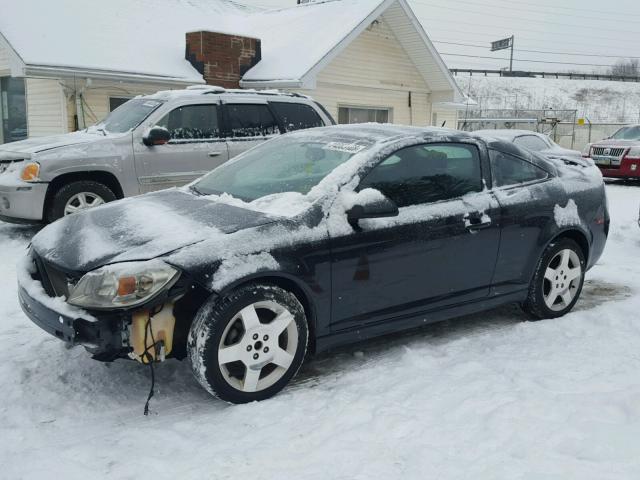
[[522, 238, 585, 320], [187, 284, 308, 404], [47, 180, 116, 222]]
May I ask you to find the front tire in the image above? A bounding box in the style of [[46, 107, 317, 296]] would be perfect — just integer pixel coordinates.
[[47, 180, 116, 222], [188, 284, 308, 404], [522, 238, 585, 320]]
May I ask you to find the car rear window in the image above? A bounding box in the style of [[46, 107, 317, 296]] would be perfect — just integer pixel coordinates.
[[270, 102, 324, 132], [490, 150, 549, 187]]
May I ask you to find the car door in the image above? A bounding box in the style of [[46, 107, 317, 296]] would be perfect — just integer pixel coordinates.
[[222, 100, 282, 160], [133, 101, 229, 192], [488, 149, 558, 294], [329, 142, 501, 332]]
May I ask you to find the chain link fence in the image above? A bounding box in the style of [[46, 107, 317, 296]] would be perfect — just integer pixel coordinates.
[[457, 108, 628, 151]]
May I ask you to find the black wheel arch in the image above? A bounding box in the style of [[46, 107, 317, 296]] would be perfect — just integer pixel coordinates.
[[43, 171, 124, 217]]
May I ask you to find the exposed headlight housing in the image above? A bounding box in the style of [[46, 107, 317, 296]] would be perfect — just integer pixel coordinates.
[[581, 143, 592, 158], [67, 260, 180, 309], [20, 162, 40, 182]]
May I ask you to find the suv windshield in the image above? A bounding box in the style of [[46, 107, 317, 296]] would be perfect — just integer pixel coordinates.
[[611, 126, 640, 140], [93, 98, 164, 134], [193, 134, 371, 201]]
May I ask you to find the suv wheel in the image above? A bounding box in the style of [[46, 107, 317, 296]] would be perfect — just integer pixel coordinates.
[[522, 238, 585, 320], [48, 180, 117, 222], [188, 284, 308, 404]]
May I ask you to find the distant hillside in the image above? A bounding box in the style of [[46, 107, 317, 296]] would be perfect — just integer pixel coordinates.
[[455, 76, 640, 124]]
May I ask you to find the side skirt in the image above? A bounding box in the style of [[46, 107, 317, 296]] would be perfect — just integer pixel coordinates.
[[314, 290, 528, 353]]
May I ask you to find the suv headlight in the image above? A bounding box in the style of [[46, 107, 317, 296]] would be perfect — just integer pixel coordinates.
[[20, 162, 40, 181], [581, 143, 592, 158], [67, 260, 180, 309]]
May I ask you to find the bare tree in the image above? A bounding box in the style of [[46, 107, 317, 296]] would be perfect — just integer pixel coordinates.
[[610, 59, 640, 77]]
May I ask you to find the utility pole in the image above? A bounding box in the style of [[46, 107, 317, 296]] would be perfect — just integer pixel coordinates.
[[509, 35, 514, 73]]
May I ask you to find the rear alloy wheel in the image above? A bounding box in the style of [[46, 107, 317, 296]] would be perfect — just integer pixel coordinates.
[[188, 284, 308, 404], [523, 238, 585, 319], [48, 180, 117, 222]]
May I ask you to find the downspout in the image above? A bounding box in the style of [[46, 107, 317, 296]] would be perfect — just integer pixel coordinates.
[[73, 76, 86, 130]]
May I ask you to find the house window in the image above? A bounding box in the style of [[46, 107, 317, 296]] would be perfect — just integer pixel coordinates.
[[0, 77, 27, 144], [109, 97, 132, 112], [338, 106, 390, 124]]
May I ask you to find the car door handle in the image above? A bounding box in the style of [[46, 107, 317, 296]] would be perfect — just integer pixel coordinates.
[[465, 213, 492, 231], [208, 151, 223, 157]]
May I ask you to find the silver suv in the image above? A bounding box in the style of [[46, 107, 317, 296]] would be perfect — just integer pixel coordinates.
[[0, 86, 334, 223]]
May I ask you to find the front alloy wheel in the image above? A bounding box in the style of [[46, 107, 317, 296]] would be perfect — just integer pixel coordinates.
[[64, 192, 105, 215], [188, 284, 308, 403]]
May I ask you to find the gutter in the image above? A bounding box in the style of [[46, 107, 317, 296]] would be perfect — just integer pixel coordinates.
[[23, 65, 205, 87], [239, 79, 304, 89]]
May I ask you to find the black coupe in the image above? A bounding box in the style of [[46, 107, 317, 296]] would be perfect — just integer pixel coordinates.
[[18, 124, 608, 403]]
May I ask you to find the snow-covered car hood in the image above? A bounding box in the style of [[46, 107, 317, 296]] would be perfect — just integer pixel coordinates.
[[592, 139, 640, 147], [0, 131, 107, 159], [31, 189, 279, 273]]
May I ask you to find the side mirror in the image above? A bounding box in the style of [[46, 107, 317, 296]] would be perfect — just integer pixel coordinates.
[[347, 196, 399, 230], [143, 126, 171, 146]]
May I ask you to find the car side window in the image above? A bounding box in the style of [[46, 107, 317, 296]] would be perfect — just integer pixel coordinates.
[[514, 135, 549, 152], [359, 143, 483, 207], [489, 150, 549, 187], [156, 104, 219, 140], [226, 104, 280, 137], [269, 102, 324, 132]]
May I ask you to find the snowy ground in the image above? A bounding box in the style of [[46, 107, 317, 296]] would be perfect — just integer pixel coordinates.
[[1, 183, 639, 480]]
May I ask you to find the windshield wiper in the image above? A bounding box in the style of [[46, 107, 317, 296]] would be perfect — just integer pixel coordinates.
[[189, 184, 203, 196]]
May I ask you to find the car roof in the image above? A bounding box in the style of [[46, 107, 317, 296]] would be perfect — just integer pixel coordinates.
[[472, 129, 545, 141], [289, 123, 474, 144], [143, 85, 313, 102]]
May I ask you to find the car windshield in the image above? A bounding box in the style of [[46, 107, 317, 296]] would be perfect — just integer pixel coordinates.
[[193, 134, 372, 201], [93, 98, 164, 134], [611, 126, 640, 140]]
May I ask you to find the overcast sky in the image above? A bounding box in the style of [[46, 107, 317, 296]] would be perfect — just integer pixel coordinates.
[[244, 0, 640, 73]]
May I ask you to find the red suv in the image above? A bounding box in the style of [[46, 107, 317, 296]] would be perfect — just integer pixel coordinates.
[[584, 125, 640, 178]]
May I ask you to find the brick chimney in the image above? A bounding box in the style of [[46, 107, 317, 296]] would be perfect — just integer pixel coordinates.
[[185, 31, 262, 88]]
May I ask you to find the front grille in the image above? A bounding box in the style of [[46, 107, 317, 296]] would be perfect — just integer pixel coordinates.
[[32, 252, 70, 298], [591, 146, 626, 158]]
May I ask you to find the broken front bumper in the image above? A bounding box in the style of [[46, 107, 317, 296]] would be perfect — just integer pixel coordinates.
[[17, 255, 130, 360]]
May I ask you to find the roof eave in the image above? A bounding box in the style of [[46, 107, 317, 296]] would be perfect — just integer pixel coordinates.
[[239, 78, 305, 89], [22, 64, 204, 86], [393, 0, 463, 101]]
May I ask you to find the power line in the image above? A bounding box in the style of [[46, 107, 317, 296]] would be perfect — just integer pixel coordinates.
[[410, 1, 640, 37], [440, 52, 620, 68], [434, 40, 640, 60], [409, 0, 640, 22]]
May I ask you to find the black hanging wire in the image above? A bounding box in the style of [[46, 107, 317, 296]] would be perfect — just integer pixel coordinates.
[[141, 311, 160, 416]]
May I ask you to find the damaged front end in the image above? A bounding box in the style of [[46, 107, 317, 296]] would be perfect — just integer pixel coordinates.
[[18, 249, 209, 362]]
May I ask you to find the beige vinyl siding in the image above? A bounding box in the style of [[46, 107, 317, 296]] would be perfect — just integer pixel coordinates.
[[66, 80, 178, 132], [25, 78, 67, 137], [291, 17, 432, 126], [0, 43, 9, 75], [431, 109, 458, 129]]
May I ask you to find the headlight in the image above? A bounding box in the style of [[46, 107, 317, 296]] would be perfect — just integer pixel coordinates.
[[581, 143, 592, 158], [626, 147, 640, 160], [20, 162, 40, 181], [67, 260, 180, 309]]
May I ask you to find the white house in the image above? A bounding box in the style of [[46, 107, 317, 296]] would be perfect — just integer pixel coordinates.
[[0, 0, 463, 144]]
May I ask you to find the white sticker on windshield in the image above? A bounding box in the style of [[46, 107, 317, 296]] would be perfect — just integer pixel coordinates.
[[323, 142, 367, 154]]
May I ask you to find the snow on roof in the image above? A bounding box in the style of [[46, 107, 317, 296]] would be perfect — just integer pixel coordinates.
[[0, 0, 254, 84], [0, 0, 458, 95]]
